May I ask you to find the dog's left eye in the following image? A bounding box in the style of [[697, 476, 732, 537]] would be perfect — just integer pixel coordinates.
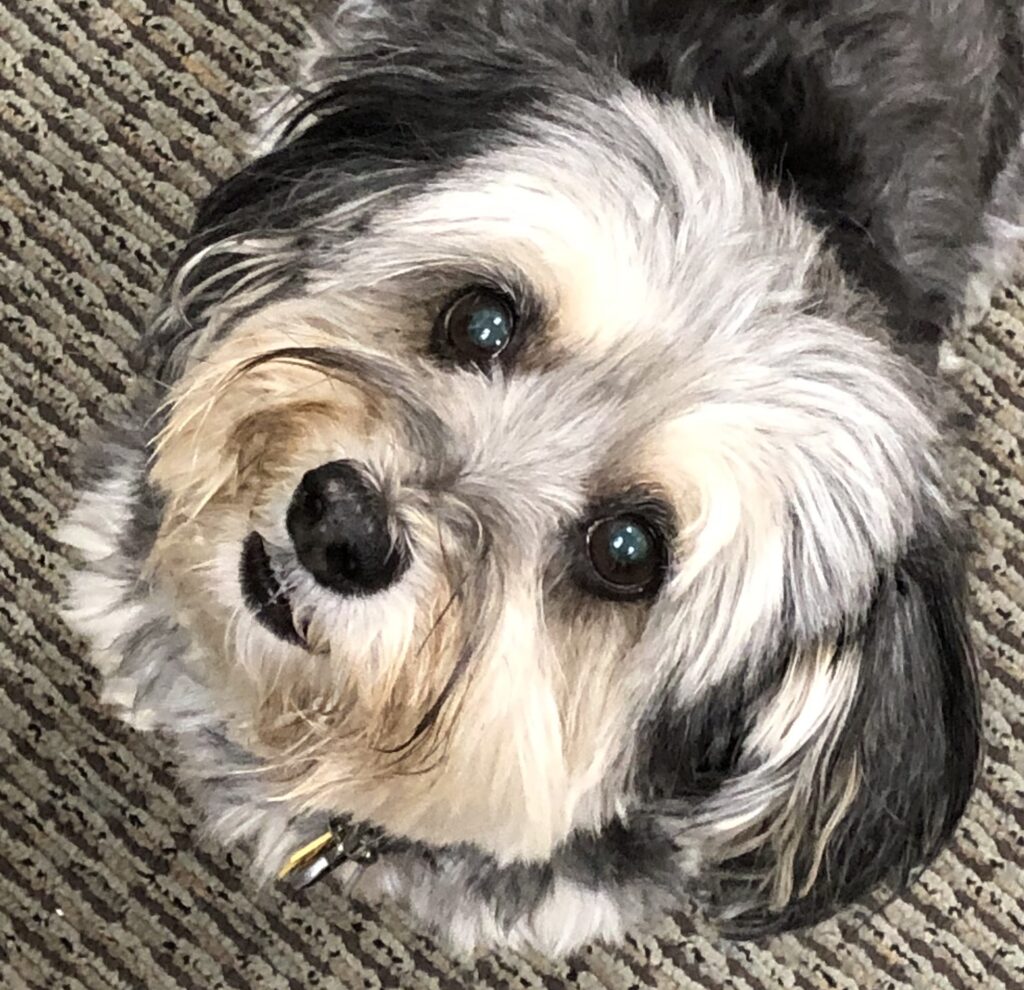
[[435, 288, 516, 365]]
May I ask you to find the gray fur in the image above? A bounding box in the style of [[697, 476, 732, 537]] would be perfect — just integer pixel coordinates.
[[62, 0, 1013, 955]]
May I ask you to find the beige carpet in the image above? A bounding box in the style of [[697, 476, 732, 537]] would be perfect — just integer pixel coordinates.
[[1, 2, 1022, 987]]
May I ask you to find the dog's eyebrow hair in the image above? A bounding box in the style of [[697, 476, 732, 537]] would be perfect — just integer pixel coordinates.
[[235, 345, 453, 461]]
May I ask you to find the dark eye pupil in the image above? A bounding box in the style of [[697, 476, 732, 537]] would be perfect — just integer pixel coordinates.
[[607, 522, 651, 565], [440, 289, 515, 363], [465, 306, 511, 351], [585, 514, 664, 599]]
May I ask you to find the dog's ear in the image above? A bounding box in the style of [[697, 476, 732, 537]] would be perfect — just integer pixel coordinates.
[[151, 14, 575, 377], [193, 18, 570, 238], [662, 527, 980, 934], [150, 12, 575, 364]]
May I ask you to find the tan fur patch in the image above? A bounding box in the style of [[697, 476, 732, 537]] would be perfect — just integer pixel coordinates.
[[239, 583, 640, 862], [143, 302, 644, 862], [151, 306, 379, 521]]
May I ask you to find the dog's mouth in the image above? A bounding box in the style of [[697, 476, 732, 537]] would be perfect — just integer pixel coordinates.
[[240, 532, 304, 646]]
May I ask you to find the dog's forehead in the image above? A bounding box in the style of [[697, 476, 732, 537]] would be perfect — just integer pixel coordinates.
[[321, 95, 828, 510], [355, 92, 819, 358]]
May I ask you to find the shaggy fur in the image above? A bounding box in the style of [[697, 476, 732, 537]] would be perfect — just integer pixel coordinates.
[[62, 0, 1021, 955]]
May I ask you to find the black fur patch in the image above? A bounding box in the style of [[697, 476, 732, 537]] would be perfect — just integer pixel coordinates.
[[621, 0, 1023, 341], [710, 524, 979, 935]]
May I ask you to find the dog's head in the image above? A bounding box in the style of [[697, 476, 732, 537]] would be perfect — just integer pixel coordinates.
[[126, 18, 978, 932]]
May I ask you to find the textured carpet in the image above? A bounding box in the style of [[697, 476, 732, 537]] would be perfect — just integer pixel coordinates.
[[1, 2, 1022, 988]]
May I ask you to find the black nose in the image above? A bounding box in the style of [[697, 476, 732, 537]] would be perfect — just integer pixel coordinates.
[[286, 460, 406, 595]]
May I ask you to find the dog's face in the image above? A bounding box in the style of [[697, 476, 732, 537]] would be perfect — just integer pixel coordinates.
[[73, 36, 979, 934]]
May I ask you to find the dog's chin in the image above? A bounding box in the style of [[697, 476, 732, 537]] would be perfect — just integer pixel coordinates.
[[239, 531, 305, 646]]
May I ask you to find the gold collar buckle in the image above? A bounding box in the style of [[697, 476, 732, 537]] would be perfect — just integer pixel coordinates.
[[278, 817, 387, 891]]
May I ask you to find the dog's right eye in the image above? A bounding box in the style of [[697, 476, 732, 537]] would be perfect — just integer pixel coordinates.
[[579, 512, 669, 601], [434, 287, 516, 366]]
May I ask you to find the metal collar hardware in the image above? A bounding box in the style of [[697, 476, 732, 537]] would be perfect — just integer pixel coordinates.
[[278, 818, 389, 891]]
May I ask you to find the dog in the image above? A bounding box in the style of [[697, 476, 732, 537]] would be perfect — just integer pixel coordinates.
[[62, 0, 1023, 955]]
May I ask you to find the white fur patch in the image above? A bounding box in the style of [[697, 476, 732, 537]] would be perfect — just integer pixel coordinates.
[[60, 466, 151, 678]]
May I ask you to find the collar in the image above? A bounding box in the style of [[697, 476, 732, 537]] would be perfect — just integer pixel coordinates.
[[278, 817, 392, 891]]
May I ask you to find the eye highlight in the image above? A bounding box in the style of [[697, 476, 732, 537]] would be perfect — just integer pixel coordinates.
[[434, 287, 516, 365], [582, 512, 668, 601]]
